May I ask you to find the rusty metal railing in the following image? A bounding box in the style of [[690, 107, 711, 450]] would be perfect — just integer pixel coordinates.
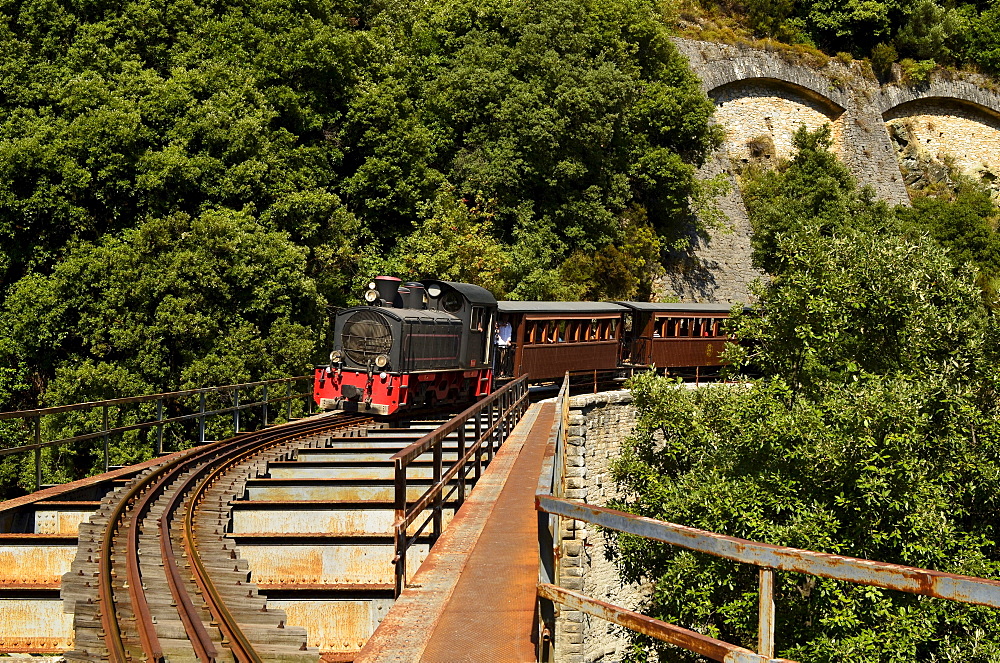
[[535, 373, 570, 659], [535, 374, 1000, 663], [0, 376, 314, 492], [391, 375, 530, 596]]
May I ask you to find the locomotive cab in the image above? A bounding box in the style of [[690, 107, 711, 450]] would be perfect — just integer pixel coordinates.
[[315, 277, 497, 416]]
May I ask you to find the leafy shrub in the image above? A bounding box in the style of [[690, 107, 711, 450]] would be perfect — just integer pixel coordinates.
[[898, 57, 936, 84], [869, 42, 898, 80]]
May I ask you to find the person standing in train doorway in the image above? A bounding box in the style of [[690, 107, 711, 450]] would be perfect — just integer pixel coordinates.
[[495, 316, 512, 377]]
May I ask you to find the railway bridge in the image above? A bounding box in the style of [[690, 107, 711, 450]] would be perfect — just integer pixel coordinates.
[[3, 376, 1000, 662]]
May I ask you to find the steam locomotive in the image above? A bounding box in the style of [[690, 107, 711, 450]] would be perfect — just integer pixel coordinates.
[[313, 277, 737, 416]]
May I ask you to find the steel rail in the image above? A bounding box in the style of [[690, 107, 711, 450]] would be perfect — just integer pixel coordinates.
[[182, 414, 373, 663], [98, 412, 366, 663], [160, 414, 365, 662], [99, 446, 205, 663], [127, 469, 174, 663]]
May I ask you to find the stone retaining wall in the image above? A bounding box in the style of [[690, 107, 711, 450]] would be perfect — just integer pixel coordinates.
[[554, 390, 643, 663]]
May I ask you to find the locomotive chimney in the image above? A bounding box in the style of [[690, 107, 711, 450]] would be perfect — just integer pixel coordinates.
[[374, 276, 402, 306], [394, 286, 410, 308], [403, 282, 425, 309]]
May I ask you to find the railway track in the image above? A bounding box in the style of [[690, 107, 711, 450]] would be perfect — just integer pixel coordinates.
[[62, 413, 374, 663]]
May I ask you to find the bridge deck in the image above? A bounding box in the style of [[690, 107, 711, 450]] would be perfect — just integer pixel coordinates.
[[356, 402, 555, 662]]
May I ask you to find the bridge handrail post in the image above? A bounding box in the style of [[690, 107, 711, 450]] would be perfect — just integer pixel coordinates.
[[103, 404, 110, 472], [394, 462, 407, 596], [198, 392, 206, 445], [156, 397, 164, 456], [473, 411, 482, 482], [34, 417, 42, 492], [233, 387, 240, 434], [262, 384, 268, 427], [758, 568, 776, 657], [487, 397, 495, 462], [535, 372, 569, 661], [457, 423, 467, 507], [286, 381, 293, 421], [432, 435, 444, 541]]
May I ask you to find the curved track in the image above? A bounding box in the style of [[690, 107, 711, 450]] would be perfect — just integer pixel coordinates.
[[76, 413, 371, 663]]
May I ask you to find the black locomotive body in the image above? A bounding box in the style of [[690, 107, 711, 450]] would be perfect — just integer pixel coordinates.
[[314, 277, 497, 415]]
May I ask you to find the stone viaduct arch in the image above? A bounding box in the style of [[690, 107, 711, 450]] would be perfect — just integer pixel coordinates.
[[660, 38, 1000, 305]]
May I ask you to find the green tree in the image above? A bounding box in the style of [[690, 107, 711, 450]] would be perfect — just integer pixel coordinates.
[[611, 125, 1000, 662], [614, 369, 1000, 662], [741, 125, 895, 275], [392, 185, 511, 296], [895, 0, 961, 61], [0, 209, 324, 489]]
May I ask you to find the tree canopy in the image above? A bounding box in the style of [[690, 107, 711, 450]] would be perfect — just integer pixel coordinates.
[[0, 0, 719, 489]]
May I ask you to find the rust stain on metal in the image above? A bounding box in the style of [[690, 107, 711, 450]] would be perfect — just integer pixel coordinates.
[[32, 510, 94, 535], [0, 544, 76, 586], [273, 598, 392, 653], [0, 598, 75, 652], [538, 496, 1000, 609]]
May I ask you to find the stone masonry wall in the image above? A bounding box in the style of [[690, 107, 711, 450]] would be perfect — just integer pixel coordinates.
[[884, 98, 1000, 181], [713, 81, 846, 164], [554, 390, 642, 663], [661, 37, 1000, 305]]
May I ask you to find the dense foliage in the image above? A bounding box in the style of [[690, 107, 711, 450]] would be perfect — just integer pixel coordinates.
[[0, 2, 716, 401], [611, 130, 1000, 661]]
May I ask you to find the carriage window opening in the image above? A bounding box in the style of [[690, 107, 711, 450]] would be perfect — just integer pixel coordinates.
[[693, 319, 702, 337], [679, 318, 689, 337], [558, 320, 567, 342], [609, 320, 618, 338], [601, 321, 610, 340], [546, 322, 557, 343], [471, 307, 484, 332]]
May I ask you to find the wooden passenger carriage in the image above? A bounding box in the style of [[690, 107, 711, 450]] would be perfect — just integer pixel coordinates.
[[497, 302, 626, 381], [496, 300, 741, 382], [615, 302, 736, 372]]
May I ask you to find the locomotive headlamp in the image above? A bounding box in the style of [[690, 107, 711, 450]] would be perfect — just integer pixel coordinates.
[[368, 281, 377, 290], [364, 289, 378, 303], [375, 354, 390, 369], [426, 283, 442, 298], [330, 350, 342, 363]]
